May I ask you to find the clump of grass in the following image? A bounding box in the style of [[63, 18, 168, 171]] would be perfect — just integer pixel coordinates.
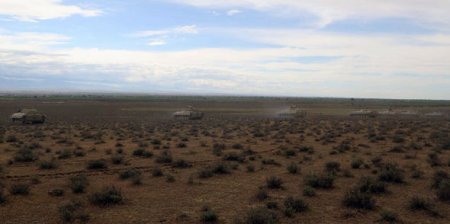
[[246, 164, 255, 172], [325, 161, 341, 173], [431, 170, 448, 189], [58, 200, 90, 223], [0, 188, 6, 204], [6, 135, 18, 142], [222, 153, 245, 162], [152, 167, 163, 177], [436, 179, 450, 201], [48, 188, 65, 197], [39, 159, 58, 169], [356, 176, 386, 194], [378, 163, 404, 183], [283, 196, 308, 217], [111, 155, 124, 164], [240, 207, 277, 224], [132, 148, 153, 158], [255, 189, 269, 201], [89, 186, 123, 207], [155, 150, 172, 163], [343, 188, 375, 210], [69, 175, 89, 193], [119, 169, 141, 180], [58, 149, 72, 159], [198, 163, 230, 179], [351, 158, 364, 169], [378, 210, 398, 223], [200, 206, 217, 223], [408, 196, 439, 216], [303, 186, 316, 197], [166, 174, 175, 182], [9, 183, 31, 195], [266, 176, 283, 189], [14, 148, 37, 162], [86, 159, 107, 169], [172, 159, 192, 168], [286, 163, 299, 174], [304, 173, 335, 189], [266, 201, 278, 210]]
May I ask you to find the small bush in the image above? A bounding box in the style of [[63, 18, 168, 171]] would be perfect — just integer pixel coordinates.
[[286, 163, 298, 174], [200, 206, 217, 223], [166, 174, 175, 182], [356, 176, 386, 194], [89, 186, 123, 206], [284, 196, 308, 214], [14, 148, 37, 162], [86, 159, 107, 169], [58, 200, 89, 223], [378, 163, 404, 183], [222, 153, 245, 162], [0, 188, 6, 204], [6, 135, 18, 142], [10, 183, 31, 195], [69, 175, 89, 193], [303, 187, 316, 197], [255, 189, 269, 201], [119, 169, 141, 180], [132, 148, 145, 156], [343, 188, 375, 210], [408, 196, 439, 216], [304, 173, 335, 189], [246, 164, 255, 172], [378, 210, 398, 223], [111, 155, 124, 164], [172, 159, 192, 168], [48, 188, 64, 197], [351, 158, 363, 169], [74, 150, 86, 157], [58, 149, 72, 159], [325, 161, 341, 173], [155, 150, 172, 163], [431, 170, 448, 189], [152, 168, 163, 177], [266, 176, 283, 189], [436, 179, 450, 201], [242, 207, 277, 224], [39, 159, 58, 169], [232, 143, 243, 149], [266, 201, 278, 209]]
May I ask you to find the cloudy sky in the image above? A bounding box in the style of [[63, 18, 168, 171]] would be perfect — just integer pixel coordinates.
[[0, 0, 449, 99]]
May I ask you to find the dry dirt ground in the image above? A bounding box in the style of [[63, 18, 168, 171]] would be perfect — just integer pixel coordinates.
[[0, 97, 449, 224]]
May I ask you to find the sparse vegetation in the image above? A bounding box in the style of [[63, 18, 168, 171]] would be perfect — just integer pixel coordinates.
[[266, 176, 283, 189], [343, 188, 375, 210], [69, 175, 89, 193], [89, 186, 123, 206], [304, 173, 335, 189]]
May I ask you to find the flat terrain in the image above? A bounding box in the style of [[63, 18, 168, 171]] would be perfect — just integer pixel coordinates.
[[0, 96, 449, 224]]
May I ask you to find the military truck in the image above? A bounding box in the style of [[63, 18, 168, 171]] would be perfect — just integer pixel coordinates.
[[10, 109, 47, 124], [173, 106, 203, 120]]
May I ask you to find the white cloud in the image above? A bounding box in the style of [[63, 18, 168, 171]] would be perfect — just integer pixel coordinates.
[[226, 9, 241, 16], [147, 40, 167, 46], [135, 25, 198, 38], [0, 0, 101, 22], [1, 28, 450, 99], [171, 0, 450, 28]]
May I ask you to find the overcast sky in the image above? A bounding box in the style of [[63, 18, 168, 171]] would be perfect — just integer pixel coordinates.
[[0, 0, 449, 99]]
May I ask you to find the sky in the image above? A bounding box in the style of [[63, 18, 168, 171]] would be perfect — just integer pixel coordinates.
[[0, 0, 449, 99]]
